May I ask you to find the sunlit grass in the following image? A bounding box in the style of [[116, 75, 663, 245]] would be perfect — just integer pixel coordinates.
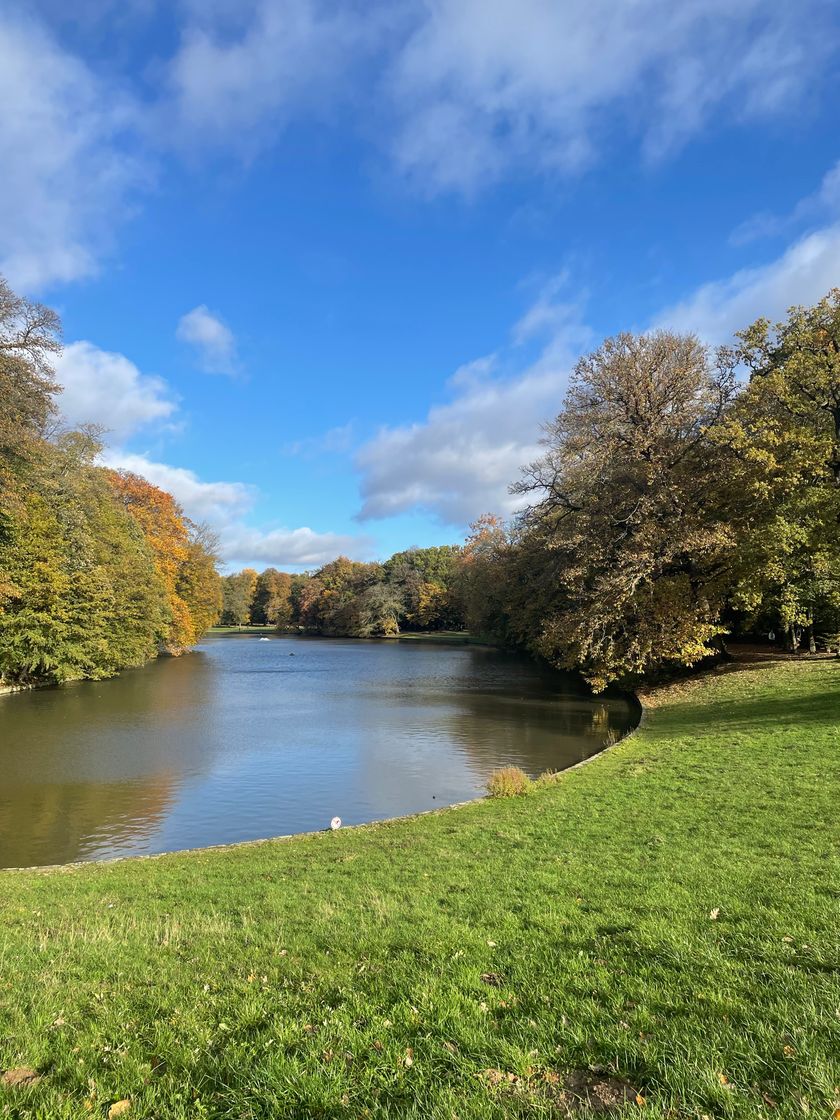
[[0, 660, 838, 1118]]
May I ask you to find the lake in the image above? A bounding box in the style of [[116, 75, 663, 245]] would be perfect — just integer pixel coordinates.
[[0, 635, 637, 868]]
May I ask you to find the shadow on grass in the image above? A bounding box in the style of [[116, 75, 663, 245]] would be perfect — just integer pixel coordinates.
[[656, 689, 840, 735]]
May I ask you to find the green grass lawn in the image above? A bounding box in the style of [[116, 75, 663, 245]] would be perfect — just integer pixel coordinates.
[[1, 660, 838, 1119]]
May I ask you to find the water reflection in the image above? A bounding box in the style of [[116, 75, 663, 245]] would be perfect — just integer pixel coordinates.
[[0, 637, 636, 868]]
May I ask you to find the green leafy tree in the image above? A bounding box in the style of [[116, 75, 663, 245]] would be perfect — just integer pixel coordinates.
[[384, 545, 464, 630], [220, 569, 258, 626], [721, 289, 840, 648]]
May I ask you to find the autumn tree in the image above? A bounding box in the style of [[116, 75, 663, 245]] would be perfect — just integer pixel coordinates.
[[513, 332, 739, 689], [0, 433, 170, 684], [456, 515, 512, 639], [107, 470, 219, 652], [384, 545, 464, 630], [0, 275, 61, 484], [250, 568, 292, 627], [177, 523, 223, 639]]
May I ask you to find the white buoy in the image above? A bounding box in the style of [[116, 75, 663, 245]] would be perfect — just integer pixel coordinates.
[[330, 816, 342, 831], [259, 637, 270, 641]]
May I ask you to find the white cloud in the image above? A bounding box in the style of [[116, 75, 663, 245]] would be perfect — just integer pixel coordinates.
[[730, 158, 840, 246], [355, 288, 591, 525], [176, 305, 239, 375], [3, 0, 836, 293], [356, 370, 563, 524], [54, 341, 178, 441], [101, 450, 372, 569], [100, 450, 255, 525], [0, 12, 146, 290], [158, 0, 838, 197], [163, 0, 376, 152], [388, 0, 836, 194], [657, 223, 840, 343], [219, 525, 374, 569]]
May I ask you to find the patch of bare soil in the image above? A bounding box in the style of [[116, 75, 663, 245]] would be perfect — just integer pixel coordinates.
[[1, 1068, 41, 1089], [481, 1066, 644, 1114]]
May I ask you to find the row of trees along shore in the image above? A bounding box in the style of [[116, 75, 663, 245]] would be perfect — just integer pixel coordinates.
[[0, 277, 222, 687], [224, 288, 840, 691], [3, 271, 839, 691]]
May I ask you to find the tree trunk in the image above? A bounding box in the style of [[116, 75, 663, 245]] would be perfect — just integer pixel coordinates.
[[786, 624, 800, 652]]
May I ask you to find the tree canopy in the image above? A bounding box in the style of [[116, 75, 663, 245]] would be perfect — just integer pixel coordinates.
[[0, 277, 221, 687]]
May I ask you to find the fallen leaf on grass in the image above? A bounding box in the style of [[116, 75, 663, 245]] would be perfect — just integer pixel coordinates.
[[709, 908, 720, 920], [108, 1101, 131, 1119], [481, 972, 504, 987], [1, 1068, 41, 1089]]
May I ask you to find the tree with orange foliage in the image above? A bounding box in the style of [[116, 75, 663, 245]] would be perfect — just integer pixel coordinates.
[[107, 470, 219, 653]]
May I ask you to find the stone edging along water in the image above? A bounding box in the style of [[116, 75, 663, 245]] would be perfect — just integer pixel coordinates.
[[1, 694, 645, 876]]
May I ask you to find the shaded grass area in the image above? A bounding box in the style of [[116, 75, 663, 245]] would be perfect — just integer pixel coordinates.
[[0, 661, 838, 1118], [396, 630, 497, 647]]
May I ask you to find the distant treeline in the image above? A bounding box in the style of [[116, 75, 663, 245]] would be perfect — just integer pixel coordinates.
[[0, 277, 221, 687], [225, 289, 840, 690], [219, 545, 468, 636]]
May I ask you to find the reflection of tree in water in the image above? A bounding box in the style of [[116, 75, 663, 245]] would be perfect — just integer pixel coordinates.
[[0, 776, 177, 869], [590, 703, 610, 733], [0, 652, 220, 868], [438, 649, 636, 780]]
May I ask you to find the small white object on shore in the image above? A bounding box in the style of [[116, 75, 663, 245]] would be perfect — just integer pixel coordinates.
[[330, 816, 342, 830]]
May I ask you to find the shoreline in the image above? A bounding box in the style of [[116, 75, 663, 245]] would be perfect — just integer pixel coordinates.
[[2, 695, 644, 875]]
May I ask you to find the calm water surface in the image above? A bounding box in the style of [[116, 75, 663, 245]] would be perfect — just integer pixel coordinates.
[[0, 636, 636, 868]]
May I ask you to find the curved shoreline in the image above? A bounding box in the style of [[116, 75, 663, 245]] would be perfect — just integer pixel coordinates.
[[1, 693, 644, 875]]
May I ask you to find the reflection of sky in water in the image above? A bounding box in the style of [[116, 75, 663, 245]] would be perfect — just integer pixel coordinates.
[[0, 637, 637, 868]]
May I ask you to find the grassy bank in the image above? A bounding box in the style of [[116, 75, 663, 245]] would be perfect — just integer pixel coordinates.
[[1, 661, 838, 1119], [208, 629, 491, 645], [207, 626, 273, 634], [396, 630, 495, 646]]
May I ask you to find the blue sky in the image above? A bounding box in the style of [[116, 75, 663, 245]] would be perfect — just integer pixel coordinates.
[[2, 0, 840, 569]]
